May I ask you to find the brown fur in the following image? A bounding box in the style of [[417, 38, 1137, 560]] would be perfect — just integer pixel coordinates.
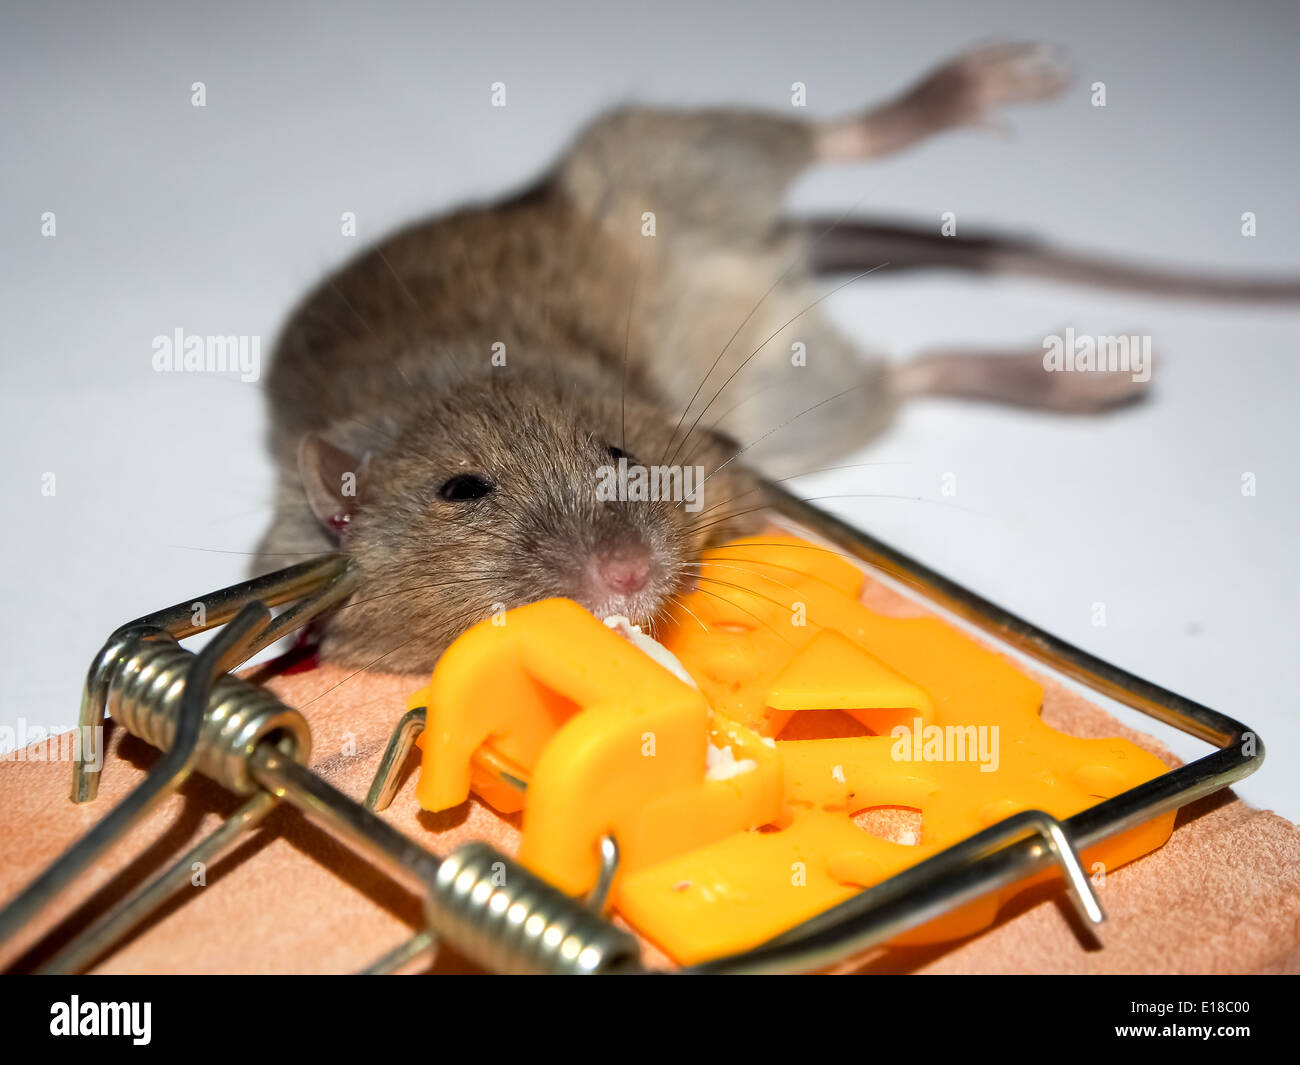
[[256, 42, 1297, 673], [258, 180, 774, 671]]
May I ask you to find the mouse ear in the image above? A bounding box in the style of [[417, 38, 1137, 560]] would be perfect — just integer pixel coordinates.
[[298, 432, 371, 540]]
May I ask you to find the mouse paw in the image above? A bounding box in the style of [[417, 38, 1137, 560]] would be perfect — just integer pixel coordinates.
[[1041, 365, 1151, 412], [1017, 344, 1153, 413], [902, 41, 1072, 133]]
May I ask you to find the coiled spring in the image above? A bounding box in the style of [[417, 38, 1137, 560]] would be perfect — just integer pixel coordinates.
[[105, 636, 311, 794], [427, 842, 641, 974]]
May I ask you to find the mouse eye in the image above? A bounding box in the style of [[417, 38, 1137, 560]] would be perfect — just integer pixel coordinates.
[[606, 444, 634, 462], [438, 473, 495, 502]]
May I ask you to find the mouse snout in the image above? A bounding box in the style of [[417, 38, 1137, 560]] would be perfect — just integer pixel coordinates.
[[593, 542, 651, 596]]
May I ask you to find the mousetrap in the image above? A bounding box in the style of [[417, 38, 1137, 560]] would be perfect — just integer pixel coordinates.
[[0, 487, 1263, 973]]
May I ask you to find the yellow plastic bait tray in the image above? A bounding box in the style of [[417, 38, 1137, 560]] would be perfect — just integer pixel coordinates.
[[0, 488, 1262, 973], [402, 535, 1173, 965]]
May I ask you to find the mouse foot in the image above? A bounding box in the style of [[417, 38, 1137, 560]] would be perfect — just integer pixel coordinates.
[[896, 343, 1152, 414], [901, 41, 1072, 134], [818, 41, 1072, 162]]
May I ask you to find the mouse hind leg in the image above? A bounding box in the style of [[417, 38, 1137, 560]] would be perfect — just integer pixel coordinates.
[[672, 310, 1153, 487], [894, 343, 1152, 412], [555, 42, 1078, 477], [814, 41, 1069, 163], [556, 42, 1070, 247]]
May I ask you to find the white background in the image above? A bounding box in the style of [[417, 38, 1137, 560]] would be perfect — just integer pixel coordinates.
[[2, 1, 1296, 820]]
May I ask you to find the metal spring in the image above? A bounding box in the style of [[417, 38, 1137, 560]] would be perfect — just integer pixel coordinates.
[[105, 637, 312, 794], [427, 842, 642, 974]]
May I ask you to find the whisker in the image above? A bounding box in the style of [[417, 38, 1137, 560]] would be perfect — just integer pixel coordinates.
[[203, 501, 320, 526], [326, 276, 379, 341], [297, 635, 422, 707], [171, 545, 324, 557], [622, 243, 644, 452], [690, 460, 908, 521], [689, 551, 873, 599], [687, 491, 980, 539], [371, 248, 436, 389], [684, 379, 879, 502], [703, 540, 884, 570], [659, 273, 792, 466], [657, 191, 879, 466], [665, 261, 890, 468], [691, 585, 794, 647], [677, 382, 784, 465], [692, 573, 807, 618], [375, 247, 421, 311], [664, 593, 709, 634], [679, 559, 802, 597], [332, 573, 502, 613]]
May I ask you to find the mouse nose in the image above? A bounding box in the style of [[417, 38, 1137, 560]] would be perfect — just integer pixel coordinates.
[[595, 545, 651, 596]]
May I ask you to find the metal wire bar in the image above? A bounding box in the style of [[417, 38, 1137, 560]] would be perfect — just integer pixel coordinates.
[[365, 706, 427, 811], [37, 790, 280, 974], [365, 707, 529, 811], [252, 745, 445, 892], [360, 930, 438, 975], [250, 747, 643, 974], [687, 488, 1266, 972], [693, 809, 1103, 974], [354, 490, 1262, 972], [0, 602, 273, 947], [0, 492, 1265, 974], [3, 558, 641, 974], [767, 485, 1257, 755], [71, 555, 355, 804], [587, 836, 620, 914]]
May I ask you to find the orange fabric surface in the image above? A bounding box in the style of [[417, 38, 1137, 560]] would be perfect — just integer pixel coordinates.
[[1, 572, 1297, 974]]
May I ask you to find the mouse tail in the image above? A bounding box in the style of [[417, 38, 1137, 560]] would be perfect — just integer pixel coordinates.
[[800, 216, 1300, 304]]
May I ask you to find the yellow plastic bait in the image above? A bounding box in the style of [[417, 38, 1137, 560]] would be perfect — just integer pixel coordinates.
[[409, 535, 1174, 964]]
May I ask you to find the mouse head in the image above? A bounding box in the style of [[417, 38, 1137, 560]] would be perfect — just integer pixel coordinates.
[[299, 372, 764, 672]]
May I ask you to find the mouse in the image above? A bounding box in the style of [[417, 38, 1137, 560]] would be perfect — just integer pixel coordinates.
[[254, 41, 1299, 674]]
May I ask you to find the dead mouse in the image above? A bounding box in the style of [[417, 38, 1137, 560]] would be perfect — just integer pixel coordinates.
[[254, 41, 1298, 674]]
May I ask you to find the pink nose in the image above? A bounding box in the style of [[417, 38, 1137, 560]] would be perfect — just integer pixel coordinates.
[[597, 548, 651, 596]]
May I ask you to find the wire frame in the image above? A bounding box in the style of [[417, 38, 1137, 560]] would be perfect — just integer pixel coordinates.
[[0, 491, 1263, 973]]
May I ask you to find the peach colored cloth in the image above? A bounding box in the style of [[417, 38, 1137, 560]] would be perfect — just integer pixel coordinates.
[[1, 573, 1297, 974]]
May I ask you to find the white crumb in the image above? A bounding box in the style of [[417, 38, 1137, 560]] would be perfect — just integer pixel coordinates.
[[602, 614, 698, 688], [706, 741, 758, 781]]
